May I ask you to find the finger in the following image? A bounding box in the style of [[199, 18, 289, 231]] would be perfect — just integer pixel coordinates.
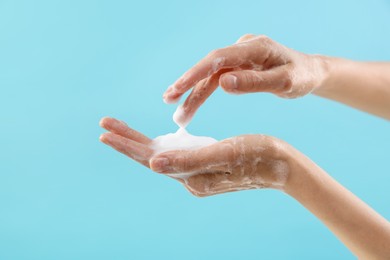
[[163, 35, 278, 103], [173, 69, 229, 128], [149, 140, 235, 174], [163, 45, 249, 103], [99, 117, 151, 145], [235, 33, 256, 44], [100, 132, 153, 167], [219, 66, 291, 95]]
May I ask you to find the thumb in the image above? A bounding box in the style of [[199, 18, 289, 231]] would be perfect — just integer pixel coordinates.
[[219, 67, 291, 95], [149, 142, 235, 174]]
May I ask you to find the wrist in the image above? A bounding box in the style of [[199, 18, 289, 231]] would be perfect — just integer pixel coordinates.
[[312, 56, 353, 97], [281, 144, 317, 197], [282, 144, 332, 206], [261, 139, 308, 192], [311, 55, 333, 95]]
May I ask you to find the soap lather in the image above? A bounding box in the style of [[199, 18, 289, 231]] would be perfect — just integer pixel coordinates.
[[151, 105, 217, 154]]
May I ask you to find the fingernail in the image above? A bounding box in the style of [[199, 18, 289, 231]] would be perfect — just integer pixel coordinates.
[[100, 133, 112, 143], [223, 75, 238, 89], [163, 93, 181, 104], [163, 85, 174, 104], [99, 116, 109, 127], [163, 95, 176, 104], [163, 95, 178, 104], [150, 157, 170, 173]]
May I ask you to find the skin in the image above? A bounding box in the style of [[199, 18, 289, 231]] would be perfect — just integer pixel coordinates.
[[100, 34, 390, 258], [100, 116, 390, 259], [99, 117, 290, 196], [163, 34, 390, 124], [315, 58, 390, 120]]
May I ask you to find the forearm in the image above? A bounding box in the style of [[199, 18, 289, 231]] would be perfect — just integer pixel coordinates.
[[314, 58, 390, 120], [284, 148, 390, 259]]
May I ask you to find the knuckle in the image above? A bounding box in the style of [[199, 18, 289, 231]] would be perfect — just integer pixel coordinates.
[[284, 75, 293, 92], [257, 34, 270, 40], [280, 68, 294, 93], [207, 48, 222, 58], [238, 33, 256, 42], [208, 47, 230, 59], [243, 33, 256, 38], [173, 153, 191, 172], [256, 35, 273, 45], [244, 72, 257, 88]]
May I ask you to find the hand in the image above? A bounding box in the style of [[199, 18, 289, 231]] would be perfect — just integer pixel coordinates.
[[99, 117, 292, 197], [99, 117, 390, 257], [163, 34, 329, 126]]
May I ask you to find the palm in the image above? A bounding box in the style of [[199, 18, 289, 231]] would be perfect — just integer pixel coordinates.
[[100, 117, 289, 197]]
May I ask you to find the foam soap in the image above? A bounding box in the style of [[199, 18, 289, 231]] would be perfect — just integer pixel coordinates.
[[151, 106, 217, 155], [151, 127, 217, 154]]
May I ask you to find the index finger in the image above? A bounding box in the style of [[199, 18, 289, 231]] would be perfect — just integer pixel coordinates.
[[173, 69, 231, 128], [163, 45, 248, 104]]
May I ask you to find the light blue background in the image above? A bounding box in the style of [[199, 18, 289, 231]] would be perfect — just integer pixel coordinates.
[[1, 0, 389, 259]]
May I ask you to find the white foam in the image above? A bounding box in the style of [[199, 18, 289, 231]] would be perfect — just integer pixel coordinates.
[[151, 127, 218, 155], [172, 104, 189, 128]]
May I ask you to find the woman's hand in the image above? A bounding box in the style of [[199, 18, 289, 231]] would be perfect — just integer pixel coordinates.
[[99, 117, 390, 257], [99, 117, 292, 197], [163, 34, 329, 127]]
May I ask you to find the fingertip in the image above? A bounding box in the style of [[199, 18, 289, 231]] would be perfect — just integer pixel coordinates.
[[100, 117, 128, 130], [220, 74, 238, 91], [163, 96, 179, 104], [162, 96, 170, 104], [99, 132, 110, 143], [149, 156, 170, 173], [163, 92, 182, 104], [164, 85, 175, 95], [99, 116, 111, 128], [163, 87, 172, 103]]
